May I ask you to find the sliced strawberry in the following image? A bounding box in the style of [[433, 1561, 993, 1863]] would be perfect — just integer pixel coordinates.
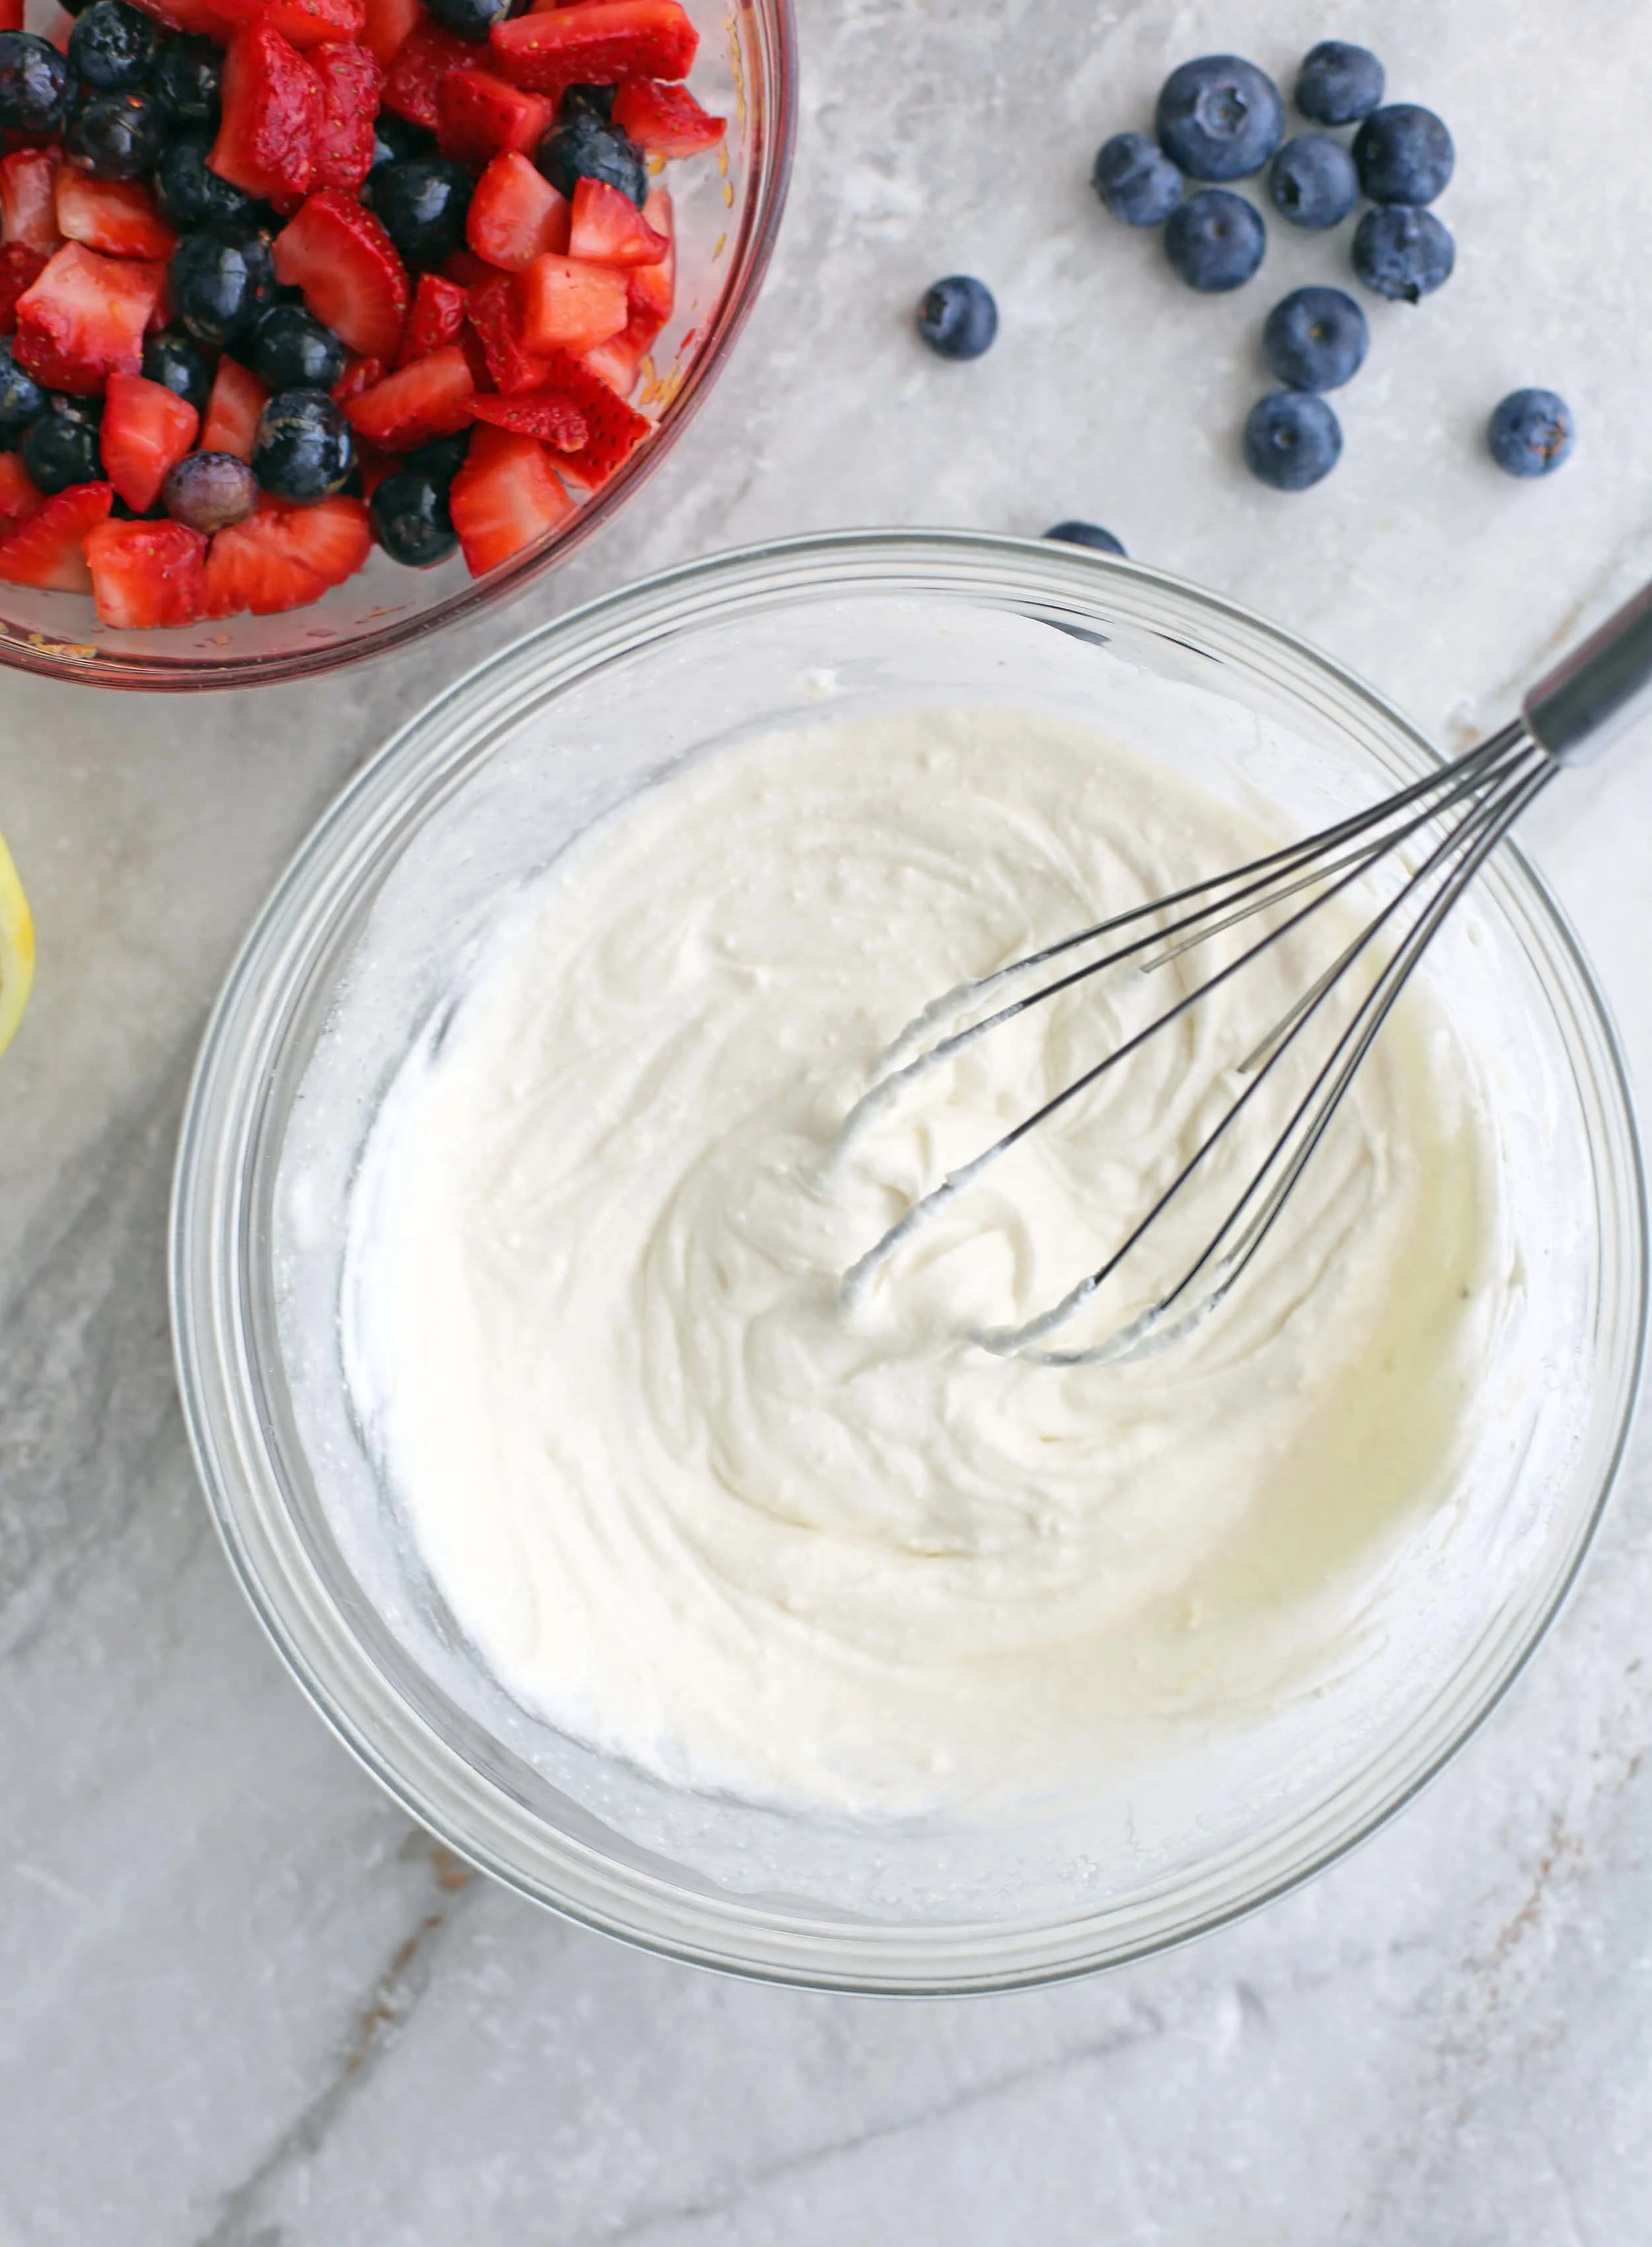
[[0, 0, 24, 28], [211, 22, 323, 200], [628, 183, 674, 324], [200, 353, 269, 457], [517, 250, 626, 352], [466, 150, 568, 273], [0, 241, 48, 332], [362, 0, 421, 67], [353, 438, 397, 494], [343, 343, 475, 447], [0, 451, 42, 535], [12, 243, 161, 395], [100, 371, 200, 512], [309, 40, 382, 193], [465, 269, 551, 394], [467, 387, 586, 451], [566, 175, 667, 268], [54, 172, 176, 261], [611, 74, 724, 157], [396, 270, 468, 366], [1, 149, 62, 254], [126, 0, 237, 35], [331, 350, 384, 402], [383, 19, 475, 131], [443, 246, 494, 289], [273, 188, 410, 362], [261, 0, 365, 48], [509, 344, 645, 481], [84, 517, 208, 627], [580, 328, 646, 395], [206, 489, 370, 615], [0, 479, 113, 594], [489, 0, 698, 97], [449, 421, 573, 575], [436, 67, 552, 168]]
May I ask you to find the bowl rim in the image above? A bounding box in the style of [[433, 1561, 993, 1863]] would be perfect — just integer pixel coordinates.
[[170, 528, 1650, 1992]]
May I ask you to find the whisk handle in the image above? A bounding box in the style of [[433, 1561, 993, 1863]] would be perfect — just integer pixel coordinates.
[[1524, 577, 1652, 766]]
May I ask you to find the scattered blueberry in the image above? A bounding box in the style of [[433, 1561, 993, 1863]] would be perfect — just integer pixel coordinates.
[[163, 449, 259, 531], [155, 132, 256, 229], [1294, 40, 1384, 126], [915, 274, 998, 359], [21, 397, 103, 494], [1244, 391, 1342, 490], [1044, 521, 1127, 556], [1487, 389, 1575, 477], [252, 389, 354, 502], [1267, 134, 1357, 229], [370, 108, 435, 175], [251, 303, 348, 393], [402, 428, 471, 485], [560, 83, 617, 124], [1353, 104, 1454, 206], [170, 225, 278, 346], [1262, 286, 1369, 392], [1092, 132, 1183, 225], [64, 87, 163, 178], [1156, 55, 1284, 182], [0, 32, 71, 132], [1351, 204, 1455, 302], [151, 34, 223, 128], [365, 156, 474, 272], [66, 1, 157, 93], [141, 328, 214, 415], [535, 112, 647, 206], [1164, 189, 1266, 292], [424, 0, 511, 36], [370, 469, 460, 566], [0, 340, 46, 433]]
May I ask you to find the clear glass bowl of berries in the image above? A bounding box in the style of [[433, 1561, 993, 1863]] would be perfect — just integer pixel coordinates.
[[0, 0, 794, 687]]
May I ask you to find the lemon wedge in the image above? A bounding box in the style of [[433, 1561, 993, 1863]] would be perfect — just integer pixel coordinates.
[[0, 826, 35, 1058]]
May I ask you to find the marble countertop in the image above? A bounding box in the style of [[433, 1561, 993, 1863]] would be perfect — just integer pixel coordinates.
[[3, 1, 1650, 2239]]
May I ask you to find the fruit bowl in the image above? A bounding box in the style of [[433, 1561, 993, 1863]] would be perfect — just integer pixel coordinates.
[[0, 0, 793, 689]]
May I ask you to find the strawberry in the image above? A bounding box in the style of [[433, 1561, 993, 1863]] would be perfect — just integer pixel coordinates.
[[1, 149, 63, 254], [628, 184, 674, 325], [0, 0, 22, 27], [273, 189, 410, 362], [0, 242, 48, 332], [467, 387, 587, 452], [100, 371, 200, 512], [84, 518, 208, 627], [465, 269, 551, 394], [510, 343, 645, 481], [466, 150, 569, 272], [206, 490, 370, 615], [53, 172, 176, 262], [11, 243, 162, 394], [517, 249, 626, 352], [443, 245, 496, 289], [396, 270, 468, 365], [0, 451, 42, 535], [580, 328, 646, 395], [200, 352, 269, 457], [343, 342, 475, 447], [331, 350, 384, 402], [362, 0, 421, 67], [610, 75, 724, 157], [448, 421, 573, 574], [436, 67, 552, 168], [309, 40, 382, 192], [489, 0, 698, 98], [566, 175, 667, 267], [126, 0, 237, 35], [261, 0, 366, 48], [211, 22, 323, 201], [0, 480, 113, 594], [383, 19, 474, 131]]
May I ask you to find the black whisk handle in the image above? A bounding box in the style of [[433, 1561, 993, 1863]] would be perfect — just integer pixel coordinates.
[[1524, 576, 1652, 766]]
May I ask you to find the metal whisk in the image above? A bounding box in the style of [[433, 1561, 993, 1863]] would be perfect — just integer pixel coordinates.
[[839, 576, 1652, 1366]]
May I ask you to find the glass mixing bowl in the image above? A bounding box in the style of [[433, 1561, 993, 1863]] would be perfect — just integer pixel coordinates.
[[0, 0, 793, 691], [170, 532, 1647, 1993]]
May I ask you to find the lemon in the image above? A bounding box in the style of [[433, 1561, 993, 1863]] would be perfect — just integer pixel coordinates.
[[0, 826, 34, 1058]]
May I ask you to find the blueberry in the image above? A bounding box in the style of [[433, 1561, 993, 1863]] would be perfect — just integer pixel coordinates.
[[1156, 55, 1284, 182], [424, 0, 510, 36], [560, 83, 617, 124], [155, 133, 256, 231], [66, 1, 157, 93], [535, 112, 647, 207], [0, 32, 71, 132], [1262, 286, 1369, 393], [1351, 205, 1455, 303], [370, 108, 435, 175], [1487, 389, 1575, 478], [915, 274, 997, 360], [1164, 189, 1265, 292], [21, 397, 103, 493], [0, 340, 47, 432], [250, 303, 347, 393], [163, 448, 259, 531], [365, 156, 473, 272], [170, 225, 278, 346], [151, 34, 223, 128], [1044, 521, 1126, 556], [141, 328, 214, 414], [402, 428, 471, 486], [252, 388, 354, 500], [369, 469, 459, 566], [1267, 134, 1357, 230], [1092, 132, 1183, 225], [65, 87, 163, 178], [1353, 104, 1454, 206], [1295, 40, 1384, 126], [1244, 391, 1342, 490]]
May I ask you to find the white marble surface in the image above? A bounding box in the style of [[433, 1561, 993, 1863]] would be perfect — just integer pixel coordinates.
[[3, 1, 1651, 2238]]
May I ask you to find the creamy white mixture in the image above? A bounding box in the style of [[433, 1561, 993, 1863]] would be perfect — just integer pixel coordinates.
[[343, 708, 1507, 1815]]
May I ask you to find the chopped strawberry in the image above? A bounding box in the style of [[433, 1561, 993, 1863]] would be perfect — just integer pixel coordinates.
[[331, 350, 384, 402], [54, 172, 176, 261], [309, 40, 382, 192], [85, 518, 208, 627], [443, 245, 496, 288], [343, 343, 475, 447], [566, 175, 667, 268], [0, 480, 113, 594], [100, 371, 200, 512], [509, 344, 646, 481], [261, 0, 366, 48], [467, 387, 587, 452], [449, 421, 573, 574], [126, 0, 237, 36], [465, 269, 552, 393], [383, 19, 475, 131], [211, 22, 323, 201], [489, 0, 698, 98], [0, 451, 42, 535], [1, 149, 62, 254], [362, 0, 422, 67], [206, 490, 370, 615], [466, 150, 568, 272], [580, 328, 646, 395], [628, 183, 674, 325], [273, 189, 410, 362], [0, 241, 48, 332], [396, 270, 469, 365], [11, 243, 162, 394], [200, 353, 269, 457], [517, 250, 626, 351], [611, 75, 724, 157], [353, 438, 397, 494], [436, 67, 552, 167], [0, 0, 23, 28]]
